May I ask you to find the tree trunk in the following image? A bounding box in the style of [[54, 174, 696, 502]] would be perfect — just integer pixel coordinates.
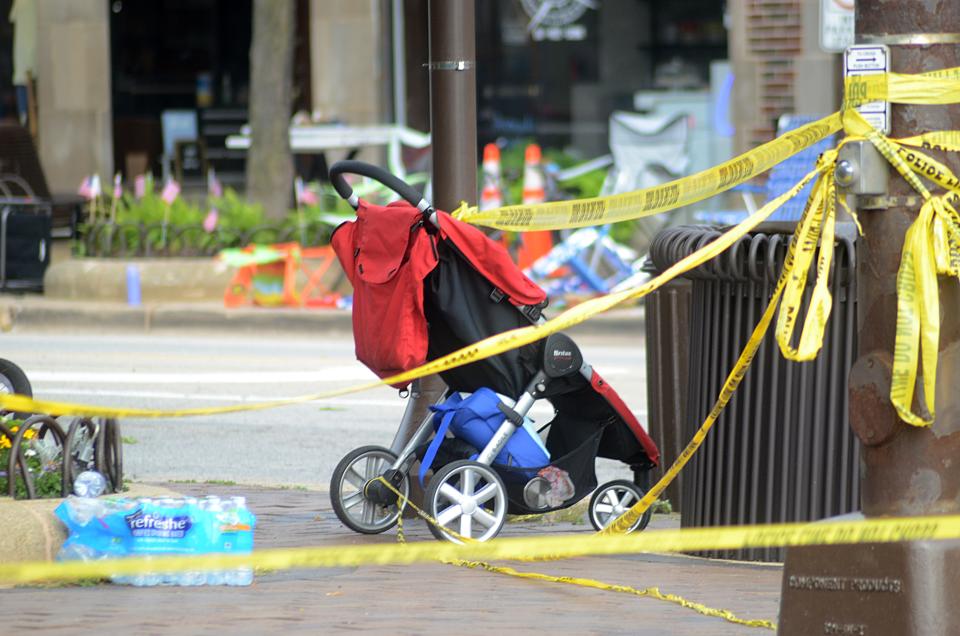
[[246, 0, 295, 221]]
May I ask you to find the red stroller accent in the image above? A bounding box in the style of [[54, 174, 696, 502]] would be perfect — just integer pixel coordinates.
[[327, 161, 659, 542]]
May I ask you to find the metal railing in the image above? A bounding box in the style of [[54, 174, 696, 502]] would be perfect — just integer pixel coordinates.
[[1, 416, 123, 499]]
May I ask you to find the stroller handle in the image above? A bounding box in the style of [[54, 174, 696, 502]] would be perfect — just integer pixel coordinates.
[[329, 160, 432, 214]]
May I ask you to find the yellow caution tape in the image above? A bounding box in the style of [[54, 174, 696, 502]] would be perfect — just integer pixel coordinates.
[[603, 154, 841, 534], [774, 163, 836, 361], [605, 112, 960, 529], [4, 513, 960, 586], [384, 483, 777, 630], [844, 65, 960, 108], [0, 381, 386, 419], [450, 559, 777, 630], [0, 157, 829, 420], [3, 69, 960, 425], [456, 67, 960, 233], [842, 111, 960, 427], [3, 70, 959, 557], [453, 113, 843, 231], [896, 130, 960, 153], [5, 70, 960, 629]]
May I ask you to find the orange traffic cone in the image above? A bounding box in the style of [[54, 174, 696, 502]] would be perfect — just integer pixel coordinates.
[[480, 143, 503, 211], [517, 143, 553, 269]]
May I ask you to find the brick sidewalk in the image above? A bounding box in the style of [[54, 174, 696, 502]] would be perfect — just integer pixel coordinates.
[[5, 484, 782, 635]]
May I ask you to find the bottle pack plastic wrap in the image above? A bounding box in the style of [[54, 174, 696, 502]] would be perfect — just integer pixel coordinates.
[[55, 495, 256, 586]]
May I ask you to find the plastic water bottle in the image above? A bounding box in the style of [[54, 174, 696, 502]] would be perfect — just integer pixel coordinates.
[[182, 497, 205, 586], [73, 471, 108, 498], [157, 498, 182, 586], [58, 542, 100, 562], [129, 498, 156, 587], [61, 495, 106, 525], [227, 496, 254, 586], [220, 497, 239, 586], [202, 496, 227, 585], [136, 559, 162, 587], [57, 493, 255, 587]]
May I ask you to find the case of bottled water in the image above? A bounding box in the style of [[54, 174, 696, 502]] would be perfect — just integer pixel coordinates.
[[55, 494, 256, 586]]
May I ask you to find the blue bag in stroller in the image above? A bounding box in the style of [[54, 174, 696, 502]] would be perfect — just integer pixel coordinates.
[[419, 388, 549, 485]]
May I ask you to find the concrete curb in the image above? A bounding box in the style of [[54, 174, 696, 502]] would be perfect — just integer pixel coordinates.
[[0, 295, 644, 336], [0, 483, 182, 567]]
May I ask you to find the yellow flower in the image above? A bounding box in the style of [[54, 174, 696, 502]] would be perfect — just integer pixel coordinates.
[[0, 436, 9, 450], [23, 429, 34, 440]]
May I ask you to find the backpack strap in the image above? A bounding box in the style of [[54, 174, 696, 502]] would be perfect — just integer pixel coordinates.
[[418, 410, 455, 486]]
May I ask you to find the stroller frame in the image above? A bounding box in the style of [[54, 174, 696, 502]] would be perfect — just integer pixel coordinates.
[[326, 161, 658, 542]]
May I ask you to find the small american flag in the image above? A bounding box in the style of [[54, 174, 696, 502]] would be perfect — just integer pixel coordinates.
[[160, 179, 181, 205], [295, 177, 318, 206], [207, 168, 223, 198], [134, 174, 146, 199], [78, 175, 103, 200], [203, 207, 219, 232], [89, 174, 102, 198], [77, 176, 93, 200]]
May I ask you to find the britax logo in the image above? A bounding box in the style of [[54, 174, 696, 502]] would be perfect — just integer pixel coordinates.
[[124, 509, 193, 539], [553, 349, 573, 359]]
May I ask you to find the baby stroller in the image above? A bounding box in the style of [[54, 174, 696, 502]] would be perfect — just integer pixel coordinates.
[[327, 161, 660, 542]]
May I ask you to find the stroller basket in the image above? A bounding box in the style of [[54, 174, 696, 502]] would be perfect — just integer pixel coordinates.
[[498, 422, 607, 515], [325, 160, 660, 542]]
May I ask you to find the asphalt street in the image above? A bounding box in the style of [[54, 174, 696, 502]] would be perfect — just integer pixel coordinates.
[[2, 329, 648, 489]]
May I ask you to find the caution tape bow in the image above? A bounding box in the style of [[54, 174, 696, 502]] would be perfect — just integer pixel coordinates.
[[841, 110, 960, 426]]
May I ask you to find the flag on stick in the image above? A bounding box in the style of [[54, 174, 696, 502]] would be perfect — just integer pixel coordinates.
[[207, 168, 223, 198], [295, 177, 318, 206], [134, 174, 146, 199], [203, 208, 219, 233], [160, 179, 181, 205]]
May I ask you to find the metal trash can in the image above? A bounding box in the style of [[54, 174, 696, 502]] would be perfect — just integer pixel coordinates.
[[648, 225, 860, 562]]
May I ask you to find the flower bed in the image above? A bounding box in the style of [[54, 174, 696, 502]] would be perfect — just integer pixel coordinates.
[[78, 220, 334, 258]]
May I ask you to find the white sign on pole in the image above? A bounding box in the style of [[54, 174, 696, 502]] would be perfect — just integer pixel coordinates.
[[820, 0, 855, 53], [844, 44, 891, 134]]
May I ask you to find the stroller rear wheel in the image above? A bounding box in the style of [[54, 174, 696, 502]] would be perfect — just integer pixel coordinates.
[[330, 445, 408, 534], [425, 460, 507, 543], [588, 479, 652, 533]]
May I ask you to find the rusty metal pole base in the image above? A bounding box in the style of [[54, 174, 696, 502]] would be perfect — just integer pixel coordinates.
[[778, 539, 960, 635]]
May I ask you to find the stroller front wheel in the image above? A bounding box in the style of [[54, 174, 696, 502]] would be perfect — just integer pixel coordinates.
[[588, 479, 652, 533], [330, 445, 408, 534], [425, 460, 507, 543]]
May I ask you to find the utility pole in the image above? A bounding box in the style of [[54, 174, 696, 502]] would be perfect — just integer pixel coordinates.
[[390, 0, 477, 451], [779, 2, 960, 634]]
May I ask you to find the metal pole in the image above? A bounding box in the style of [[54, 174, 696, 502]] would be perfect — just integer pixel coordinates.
[[428, 0, 477, 211], [391, 0, 407, 126], [849, 0, 960, 518], [390, 0, 477, 453], [780, 3, 960, 633]]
